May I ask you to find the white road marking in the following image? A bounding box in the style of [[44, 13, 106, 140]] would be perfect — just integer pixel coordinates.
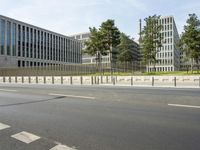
[[0, 89, 17, 92], [0, 123, 10, 130], [11, 131, 40, 144], [50, 144, 77, 150], [168, 104, 200, 109], [49, 93, 95, 100]]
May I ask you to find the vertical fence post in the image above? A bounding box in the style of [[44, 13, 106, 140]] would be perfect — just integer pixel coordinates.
[[131, 76, 133, 86], [61, 76, 63, 84], [44, 76, 46, 84], [174, 77, 176, 87], [36, 76, 38, 84], [80, 76, 83, 85], [3, 76, 5, 83], [91, 76, 93, 85], [199, 77, 200, 88], [152, 77, 154, 86], [106, 76, 108, 84], [70, 76, 72, 85], [112, 76, 115, 85], [29, 76, 31, 84]]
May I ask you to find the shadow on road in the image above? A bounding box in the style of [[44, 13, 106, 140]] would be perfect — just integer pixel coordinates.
[[0, 96, 66, 107]]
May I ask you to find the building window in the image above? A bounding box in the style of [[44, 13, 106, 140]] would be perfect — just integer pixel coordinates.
[[6, 21, 11, 55], [0, 19, 5, 55], [18, 25, 21, 57], [22, 26, 25, 57], [12, 23, 17, 56], [26, 27, 29, 57]]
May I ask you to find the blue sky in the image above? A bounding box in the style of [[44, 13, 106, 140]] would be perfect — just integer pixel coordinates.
[[0, 0, 200, 40]]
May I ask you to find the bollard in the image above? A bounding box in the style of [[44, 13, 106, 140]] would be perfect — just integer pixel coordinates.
[[52, 76, 54, 84], [199, 77, 200, 87], [131, 76, 133, 86], [9, 76, 11, 83], [112, 76, 115, 85], [174, 77, 176, 87], [70, 76, 72, 85], [44, 76, 46, 84], [80, 76, 83, 85], [61, 76, 63, 84], [106, 76, 108, 84], [91, 76, 93, 85], [152, 77, 154, 86]]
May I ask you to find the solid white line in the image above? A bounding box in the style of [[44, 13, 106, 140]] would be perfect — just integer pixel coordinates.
[[0, 89, 17, 92], [11, 131, 41, 144], [48, 93, 95, 100], [168, 104, 200, 109], [0, 123, 10, 130]]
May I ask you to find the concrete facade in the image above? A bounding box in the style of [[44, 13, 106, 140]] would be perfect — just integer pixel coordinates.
[[0, 15, 82, 68], [71, 32, 140, 64], [146, 16, 180, 72]]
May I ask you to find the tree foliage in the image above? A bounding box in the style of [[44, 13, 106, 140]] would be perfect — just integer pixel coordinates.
[[117, 33, 136, 62], [84, 27, 106, 62], [84, 19, 121, 64], [140, 15, 163, 71], [180, 13, 200, 71]]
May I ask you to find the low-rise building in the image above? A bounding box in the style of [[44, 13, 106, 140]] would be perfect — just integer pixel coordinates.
[[0, 15, 82, 68]]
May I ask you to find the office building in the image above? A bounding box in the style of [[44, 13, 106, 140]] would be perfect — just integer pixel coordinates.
[[71, 32, 140, 64], [0, 15, 82, 68], [145, 16, 180, 72]]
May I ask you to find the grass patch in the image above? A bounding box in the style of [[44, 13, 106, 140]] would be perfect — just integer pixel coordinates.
[[144, 71, 200, 76]]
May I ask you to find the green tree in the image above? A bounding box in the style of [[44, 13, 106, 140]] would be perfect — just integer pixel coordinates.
[[140, 15, 163, 72], [180, 13, 200, 72], [99, 19, 121, 73], [84, 27, 106, 72], [117, 33, 135, 62]]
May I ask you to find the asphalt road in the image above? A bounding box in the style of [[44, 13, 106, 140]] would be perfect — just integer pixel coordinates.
[[0, 84, 200, 150]]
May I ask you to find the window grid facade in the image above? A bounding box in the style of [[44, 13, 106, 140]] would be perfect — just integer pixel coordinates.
[[147, 16, 180, 72], [0, 15, 81, 68]]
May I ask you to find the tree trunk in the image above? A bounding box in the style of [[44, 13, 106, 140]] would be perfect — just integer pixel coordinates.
[[110, 45, 113, 76], [191, 59, 194, 74]]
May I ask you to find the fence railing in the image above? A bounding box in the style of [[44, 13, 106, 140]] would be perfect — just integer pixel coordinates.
[[0, 62, 145, 76]]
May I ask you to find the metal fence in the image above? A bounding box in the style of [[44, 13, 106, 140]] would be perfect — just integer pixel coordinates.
[[0, 62, 145, 76]]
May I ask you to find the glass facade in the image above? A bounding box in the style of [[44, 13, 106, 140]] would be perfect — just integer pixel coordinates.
[[12, 23, 17, 56], [0, 19, 5, 55], [0, 15, 81, 67], [7, 21, 11, 55]]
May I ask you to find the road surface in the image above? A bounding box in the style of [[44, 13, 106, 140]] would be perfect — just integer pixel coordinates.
[[0, 84, 200, 150]]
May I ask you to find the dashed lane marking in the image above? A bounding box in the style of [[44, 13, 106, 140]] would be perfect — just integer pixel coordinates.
[[11, 131, 41, 144], [49, 93, 95, 100], [50, 144, 77, 150], [168, 104, 200, 109], [0, 122, 10, 130], [0, 89, 17, 92]]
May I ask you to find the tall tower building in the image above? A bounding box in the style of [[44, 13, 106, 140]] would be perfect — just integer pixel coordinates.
[[146, 16, 180, 72]]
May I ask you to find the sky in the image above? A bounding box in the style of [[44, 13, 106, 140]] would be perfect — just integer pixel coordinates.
[[0, 0, 200, 40]]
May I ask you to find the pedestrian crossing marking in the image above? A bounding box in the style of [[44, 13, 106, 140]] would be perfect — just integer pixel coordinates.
[[0, 122, 10, 130], [11, 131, 41, 144], [50, 144, 77, 150]]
